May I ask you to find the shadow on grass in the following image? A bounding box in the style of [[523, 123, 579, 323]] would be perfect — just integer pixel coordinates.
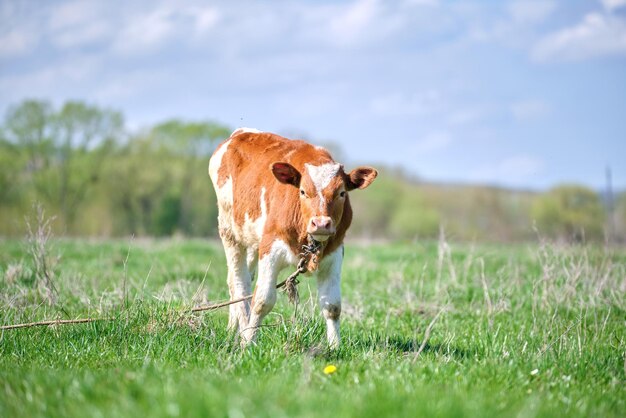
[[339, 334, 471, 361]]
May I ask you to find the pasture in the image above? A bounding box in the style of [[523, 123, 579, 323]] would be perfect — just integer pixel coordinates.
[[0, 237, 624, 417]]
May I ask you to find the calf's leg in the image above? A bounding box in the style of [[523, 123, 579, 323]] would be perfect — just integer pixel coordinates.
[[316, 246, 343, 349], [218, 226, 252, 333], [241, 242, 284, 346]]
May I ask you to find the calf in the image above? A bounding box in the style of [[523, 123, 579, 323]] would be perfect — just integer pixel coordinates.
[[208, 128, 377, 347]]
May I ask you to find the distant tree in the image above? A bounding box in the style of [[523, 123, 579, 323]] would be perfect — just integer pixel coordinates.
[[2, 100, 54, 171], [149, 120, 230, 235], [51, 102, 123, 230], [532, 184, 606, 241], [0, 137, 24, 206], [2, 100, 54, 206], [150, 120, 230, 157], [2, 100, 123, 232], [104, 136, 177, 236], [101, 120, 228, 237], [389, 190, 440, 240]]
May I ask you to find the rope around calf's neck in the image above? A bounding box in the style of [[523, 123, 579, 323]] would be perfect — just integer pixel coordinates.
[[191, 257, 307, 313]]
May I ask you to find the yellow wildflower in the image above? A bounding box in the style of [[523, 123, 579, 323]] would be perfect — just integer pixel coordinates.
[[323, 365, 337, 375]]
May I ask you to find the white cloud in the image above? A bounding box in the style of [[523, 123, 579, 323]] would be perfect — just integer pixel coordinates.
[[4, 1, 220, 55], [509, 0, 556, 24], [53, 22, 112, 49], [48, 0, 100, 30], [463, 1, 556, 49], [0, 29, 37, 57], [532, 12, 626, 62], [0, 1, 41, 56], [193, 7, 219, 33], [404, 0, 439, 6], [111, 5, 220, 54], [329, 0, 380, 45], [511, 99, 551, 121], [112, 7, 177, 54], [320, 0, 406, 47], [600, 0, 626, 12], [47, 0, 112, 48]]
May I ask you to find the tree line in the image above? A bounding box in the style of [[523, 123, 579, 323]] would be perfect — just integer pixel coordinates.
[[1, 99, 624, 243], [0, 100, 228, 237]]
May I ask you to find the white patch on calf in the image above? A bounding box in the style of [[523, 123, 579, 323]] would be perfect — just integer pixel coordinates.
[[305, 162, 341, 211], [208, 139, 230, 184], [305, 163, 341, 192], [232, 127, 262, 135], [241, 187, 267, 246], [216, 178, 234, 211], [209, 139, 234, 214], [270, 239, 299, 266]]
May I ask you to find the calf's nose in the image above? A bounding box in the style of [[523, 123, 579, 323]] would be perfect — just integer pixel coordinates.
[[309, 216, 333, 233], [312, 217, 331, 229]]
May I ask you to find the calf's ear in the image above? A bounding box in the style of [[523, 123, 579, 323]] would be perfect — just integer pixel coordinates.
[[271, 162, 302, 187], [346, 166, 378, 191]]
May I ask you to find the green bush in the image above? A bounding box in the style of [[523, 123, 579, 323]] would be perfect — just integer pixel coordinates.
[[389, 191, 440, 240], [532, 184, 606, 241]]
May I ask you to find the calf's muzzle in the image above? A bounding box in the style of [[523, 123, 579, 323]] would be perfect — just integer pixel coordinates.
[[308, 216, 335, 241]]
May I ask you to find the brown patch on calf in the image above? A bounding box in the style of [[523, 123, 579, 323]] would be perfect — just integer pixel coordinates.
[[214, 140, 230, 188], [218, 225, 237, 247]]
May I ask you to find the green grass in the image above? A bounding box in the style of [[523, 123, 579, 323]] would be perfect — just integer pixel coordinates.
[[1, 237, 624, 417]]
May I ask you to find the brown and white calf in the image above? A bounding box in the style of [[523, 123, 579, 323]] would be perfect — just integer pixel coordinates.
[[208, 128, 377, 347]]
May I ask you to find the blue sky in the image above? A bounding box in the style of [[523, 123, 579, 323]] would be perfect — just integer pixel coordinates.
[[1, 0, 625, 190]]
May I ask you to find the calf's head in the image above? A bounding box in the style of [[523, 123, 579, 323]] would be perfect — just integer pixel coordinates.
[[272, 161, 377, 242]]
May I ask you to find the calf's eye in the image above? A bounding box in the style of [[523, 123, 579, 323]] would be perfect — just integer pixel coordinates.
[[339, 191, 346, 198], [300, 189, 306, 196]]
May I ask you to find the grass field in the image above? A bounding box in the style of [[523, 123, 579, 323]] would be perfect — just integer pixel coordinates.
[[0, 236, 624, 417]]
